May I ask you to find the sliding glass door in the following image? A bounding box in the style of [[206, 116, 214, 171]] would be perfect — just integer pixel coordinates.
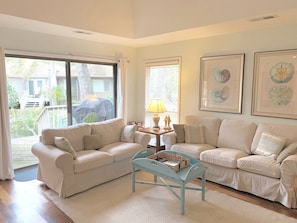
[[5, 55, 117, 169]]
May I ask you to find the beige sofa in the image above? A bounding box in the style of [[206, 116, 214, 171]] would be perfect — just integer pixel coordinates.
[[32, 118, 150, 198], [163, 115, 297, 208]]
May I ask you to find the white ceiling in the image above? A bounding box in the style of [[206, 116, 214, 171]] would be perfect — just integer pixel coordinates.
[[0, 0, 297, 47]]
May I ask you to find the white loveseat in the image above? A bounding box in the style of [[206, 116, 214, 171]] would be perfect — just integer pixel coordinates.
[[32, 118, 150, 198], [163, 115, 297, 208]]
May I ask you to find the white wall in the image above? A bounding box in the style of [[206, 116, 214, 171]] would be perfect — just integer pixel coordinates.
[[136, 23, 297, 126], [0, 28, 138, 121]]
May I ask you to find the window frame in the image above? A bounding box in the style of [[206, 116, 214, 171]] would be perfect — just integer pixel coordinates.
[[5, 51, 118, 126], [144, 57, 181, 127]]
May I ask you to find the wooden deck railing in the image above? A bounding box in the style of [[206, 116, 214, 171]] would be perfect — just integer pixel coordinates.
[[36, 105, 80, 134]]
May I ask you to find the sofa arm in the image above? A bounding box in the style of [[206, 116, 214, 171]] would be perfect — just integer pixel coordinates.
[[31, 142, 74, 175], [134, 132, 151, 148], [280, 154, 297, 186], [162, 131, 177, 150]]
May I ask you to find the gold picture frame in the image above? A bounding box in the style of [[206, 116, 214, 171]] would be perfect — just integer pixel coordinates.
[[199, 54, 245, 113], [252, 49, 297, 119]]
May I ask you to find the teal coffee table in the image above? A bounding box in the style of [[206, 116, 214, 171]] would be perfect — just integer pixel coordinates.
[[131, 149, 207, 215]]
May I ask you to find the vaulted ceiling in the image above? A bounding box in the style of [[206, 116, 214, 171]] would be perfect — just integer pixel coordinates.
[[0, 0, 297, 47]]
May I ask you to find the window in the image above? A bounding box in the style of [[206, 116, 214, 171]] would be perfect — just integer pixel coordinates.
[[5, 54, 118, 169], [144, 57, 181, 127]]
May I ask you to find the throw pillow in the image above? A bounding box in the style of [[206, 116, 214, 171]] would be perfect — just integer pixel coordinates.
[[173, 124, 185, 143], [83, 133, 103, 150], [184, 125, 204, 144], [54, 136, 77, 159], [276, 142, 297, 163], [255, 132, 286, 159], [120, 125, 136, 142]]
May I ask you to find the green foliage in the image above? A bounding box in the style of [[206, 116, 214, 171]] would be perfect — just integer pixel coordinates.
[[53, 86, 66, 105], [9, 108, 42, 138], [7, 82, 20, 109]]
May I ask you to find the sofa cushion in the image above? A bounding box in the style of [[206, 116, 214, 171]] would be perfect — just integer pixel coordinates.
[[54, 136, 77, 159], [254, 132, 286, 159], [200, 148, 248, 168], [120, 125, 136, 142], [184, 125, 204, 144], [100, 142, 143, 162], [217, 119, 257, 154], [276, 142, 297, 163], [42, 124, 91, 152], [237, 155, 281, 179], [91, 118, 124, 146], [83, 133, 103, 150], [74, 150, 114, 173], [173, 124, 185, 143], [185, 116, 221, 147], [171, 143, 215, 160]]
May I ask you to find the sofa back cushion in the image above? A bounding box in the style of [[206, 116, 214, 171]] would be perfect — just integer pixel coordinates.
[[91, 118, 124, 146], [185, 116, 221, 147], [184, 124, 205, 144], [251, 123, 297, 154], [217, 119, 257, 154], [42, 124, 91, 152]]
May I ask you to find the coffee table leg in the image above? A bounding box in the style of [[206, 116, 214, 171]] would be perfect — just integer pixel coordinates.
[[132, 165, 135, 192], [180, 183, 185, 215], [202, 172, 206, 201]]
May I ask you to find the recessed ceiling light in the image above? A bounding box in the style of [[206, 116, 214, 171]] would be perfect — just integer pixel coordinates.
[[250, 15, 278, 22], [73, 30, 93, 35]]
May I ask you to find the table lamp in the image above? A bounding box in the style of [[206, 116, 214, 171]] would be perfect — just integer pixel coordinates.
[[147, 98, 166, 130]]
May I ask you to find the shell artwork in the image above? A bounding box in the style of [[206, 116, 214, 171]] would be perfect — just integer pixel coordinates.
[[269, 85, 293, 106], [213, 68, 231, 83], [270, 62, 294, 83], [211, 86, 230, 103]]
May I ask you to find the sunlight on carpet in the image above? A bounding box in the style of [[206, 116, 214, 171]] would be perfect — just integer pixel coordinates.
[[45, 171, 296, 223]]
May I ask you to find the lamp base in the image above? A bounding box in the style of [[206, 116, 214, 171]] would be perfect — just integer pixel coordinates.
[[152, 113, 160, 130]]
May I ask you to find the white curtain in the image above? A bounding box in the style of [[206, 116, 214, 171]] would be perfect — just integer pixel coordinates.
[[117, 59, 128, 124], [0, 48, 14, 180]]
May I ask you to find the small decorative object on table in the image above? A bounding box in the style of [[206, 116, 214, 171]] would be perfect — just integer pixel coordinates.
[[127, 121, 144, 130], [147, 151, 189, 172], [164, 115, 171, 130]]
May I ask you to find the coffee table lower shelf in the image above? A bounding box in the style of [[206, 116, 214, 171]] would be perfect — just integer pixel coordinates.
[[131, 149, 207, 215]]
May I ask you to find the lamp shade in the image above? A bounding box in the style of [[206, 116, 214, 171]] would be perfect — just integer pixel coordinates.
[[147, 98, 166, 113]]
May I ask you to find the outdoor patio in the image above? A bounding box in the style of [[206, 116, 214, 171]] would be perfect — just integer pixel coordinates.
[[11, 136, 39, 169]]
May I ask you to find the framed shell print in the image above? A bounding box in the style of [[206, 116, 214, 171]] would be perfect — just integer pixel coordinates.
[[199, 54, 245, 113], [252, 49, 297, 119]]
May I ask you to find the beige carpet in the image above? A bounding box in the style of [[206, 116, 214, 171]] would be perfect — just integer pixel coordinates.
[[45, 172, 295, 223]]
